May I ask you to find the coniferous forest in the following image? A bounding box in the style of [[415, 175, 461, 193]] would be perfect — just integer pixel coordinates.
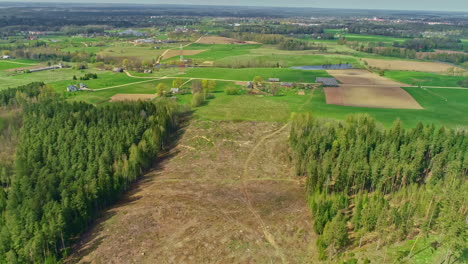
[[0, 83, 178, 263], [290, 113, 467, 262]]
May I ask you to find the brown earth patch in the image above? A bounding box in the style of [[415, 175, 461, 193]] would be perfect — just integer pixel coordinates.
[[67, 120, 315, 264], [325, 69, 422, 109], [363, 58, 464, 73], [196, 36, 260, 45], [110, 94, 156, 102], [162, 49, 207, 60], [324, 87, 344, 105], [327, 69, 409, 86], [337, 85, 423, 109]]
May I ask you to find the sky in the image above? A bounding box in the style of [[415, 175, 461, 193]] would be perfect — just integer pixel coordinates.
[[1, 0, 467, 12]]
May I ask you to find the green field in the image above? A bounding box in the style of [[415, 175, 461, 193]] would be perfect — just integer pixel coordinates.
[[385, 71, 467, 87], [171, 84, 468, 128], [174, 43, 261, 61], [182, 67, 330, 82], [324, 29, 409, 43], [0, 60, 37, 71]]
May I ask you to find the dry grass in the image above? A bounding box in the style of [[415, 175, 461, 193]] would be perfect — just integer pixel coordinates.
[[325, 69, 422, 109], [363, 58, 463, 73], [67, 120, 315, 264], [162, 49, 207, 60], [196, 36, 259, 45], [109, 94, 156, 102]]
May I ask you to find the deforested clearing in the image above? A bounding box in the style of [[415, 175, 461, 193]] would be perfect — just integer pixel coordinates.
[[68, 120, 315, 264], [363, 58, 464, 73]]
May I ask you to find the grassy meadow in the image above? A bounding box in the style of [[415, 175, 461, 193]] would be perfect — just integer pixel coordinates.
[[385, 71, 467, 87]]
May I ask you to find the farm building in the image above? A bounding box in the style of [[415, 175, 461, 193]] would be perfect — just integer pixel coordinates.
[[268, 78, 280, 82], [29, 64, 63, 73], [246, 81, 254, 89], [67, 85, 80, 92], [113, 68, 124, 73], [1, 55, 10, 59], [281, 82, 294, 88], [170, 88, 180, 94], [316, 77, 339, 87]]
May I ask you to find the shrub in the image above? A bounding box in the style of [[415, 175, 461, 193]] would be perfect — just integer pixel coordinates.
[[191, 92, 205, 107], [225, 86, 240, 95]]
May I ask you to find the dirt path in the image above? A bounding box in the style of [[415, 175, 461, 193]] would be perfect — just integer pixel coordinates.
[[68, 120, 315, 264], [156, 37, 202, 64]]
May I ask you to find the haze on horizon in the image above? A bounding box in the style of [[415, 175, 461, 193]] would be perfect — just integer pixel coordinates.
[[1, 0, 467, 12]]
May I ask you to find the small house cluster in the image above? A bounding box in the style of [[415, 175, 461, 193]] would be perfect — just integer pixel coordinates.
[[67, 83, 89, 92]]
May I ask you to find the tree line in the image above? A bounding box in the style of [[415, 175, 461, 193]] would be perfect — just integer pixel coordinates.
[[0, 83, 180, 263], [289, 114, 467, 261]]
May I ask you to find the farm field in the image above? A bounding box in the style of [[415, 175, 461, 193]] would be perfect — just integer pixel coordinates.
[[0, 60, 38, 71], [324, 85, 423, 109], [196, 35, 259, 44], [182, 67, 330, 82], [109, 93, 156, 102], [324, 29, 409, 43], [162, 49, 207, 60], [363, 58, 464, 73], [171, 43, 262, 62], [324, 69, 422, 109], [384, 71, 467, 87]]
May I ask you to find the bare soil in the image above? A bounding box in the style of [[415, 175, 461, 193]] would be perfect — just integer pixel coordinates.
[[325, 69, 422, 109], [67, 120, 315, 264], [196, 36, 260, 45], [109, 94, 156, 102]]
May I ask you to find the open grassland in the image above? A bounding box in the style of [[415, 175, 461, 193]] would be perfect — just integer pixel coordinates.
[[66, 79, 172, 104], [323, 30, 409, 43], [174, 44, 261, 61], [98, 46, 165, 60], [183, 68, 330, 82], [49, 72, 146, 92], [0, 60, 37, 71], [384, 71, 467, 87], [162, 49, 207, 60], [364, 58, 464, 73], [216, 51, 362, 68], [0, 68, 99, 90], [176, 84, 467, 128]]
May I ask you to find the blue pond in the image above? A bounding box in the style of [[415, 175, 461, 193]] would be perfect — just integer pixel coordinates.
[[291, 63, 353, 70]]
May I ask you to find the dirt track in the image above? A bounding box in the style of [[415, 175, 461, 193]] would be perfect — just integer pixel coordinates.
[[68, 120, 315, 264]]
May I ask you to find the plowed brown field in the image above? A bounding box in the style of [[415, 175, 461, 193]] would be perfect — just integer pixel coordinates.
[[325, 69, 422, 109]]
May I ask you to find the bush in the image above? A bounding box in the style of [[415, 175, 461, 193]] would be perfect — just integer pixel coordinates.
[[191, 92, 205, 107], [225, 86, 240, 95]]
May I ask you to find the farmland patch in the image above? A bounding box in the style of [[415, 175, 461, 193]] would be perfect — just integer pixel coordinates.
[[363, 58, 465, 73]]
